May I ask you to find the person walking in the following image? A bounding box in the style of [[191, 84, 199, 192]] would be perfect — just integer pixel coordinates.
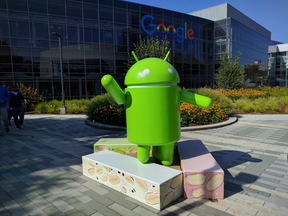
[[0, 84, 10, 135], [8, 84, 25, 131]]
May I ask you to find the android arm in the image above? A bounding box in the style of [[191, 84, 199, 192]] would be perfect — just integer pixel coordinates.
[[180, 91, 213, 109], [101, 75, 126, 104]]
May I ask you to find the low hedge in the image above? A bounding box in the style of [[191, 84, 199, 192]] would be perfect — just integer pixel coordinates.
[[35, 99, 87, 114]]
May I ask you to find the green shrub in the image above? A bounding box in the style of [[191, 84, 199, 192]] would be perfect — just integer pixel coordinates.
[[241, 105, 254, 113], [35, 102, 47, 113], [255, 86, 288, 97], [264, 104, 271, 111], [254, 106, 262, 113], [67, 106, 84, 114], [268, 97, 280, 106], [280, 96, 288, 106], [234, 98, 249, 110], [66, 99, 87, 114], [285, 106, 288, 113], [86, 93, 126, 126], [35, 99, 87, 114], [260, 97, 280, 111], [187, 88, 234, 115], [272, 105, 280, 112], [252, 98, 266, 107], [47, 100, 61, 109], [66, 99, 88, 106], [47, 107, 55, 114]]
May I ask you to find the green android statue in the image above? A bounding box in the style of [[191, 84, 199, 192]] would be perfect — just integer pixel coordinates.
[[101, 51, 212, 166]]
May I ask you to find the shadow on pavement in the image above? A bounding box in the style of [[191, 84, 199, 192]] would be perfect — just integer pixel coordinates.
[[0, 116, 128, 215], [211, 150, 262, 198]]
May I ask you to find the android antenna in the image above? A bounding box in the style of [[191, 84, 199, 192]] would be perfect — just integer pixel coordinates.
[[164, 51, 170, 61], [132, 51, 139, 62]]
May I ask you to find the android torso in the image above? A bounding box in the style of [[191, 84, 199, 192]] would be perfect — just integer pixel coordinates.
[[125, 86, 181, 146]]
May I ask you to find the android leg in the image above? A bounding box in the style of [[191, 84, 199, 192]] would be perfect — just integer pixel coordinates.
[[152, 143, 174, 166], [137, 145, 150, 163]]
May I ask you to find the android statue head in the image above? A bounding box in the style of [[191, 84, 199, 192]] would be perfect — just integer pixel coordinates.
[[125, 51, 180, 86]]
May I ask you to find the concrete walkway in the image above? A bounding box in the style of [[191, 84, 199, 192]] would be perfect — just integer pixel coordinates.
[[0, 114, 288, 216]]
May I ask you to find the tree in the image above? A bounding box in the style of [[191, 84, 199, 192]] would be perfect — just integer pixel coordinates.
[[126, 36, 171, 70], [244, 64, 268, 87], [215, 50, 245, 89]]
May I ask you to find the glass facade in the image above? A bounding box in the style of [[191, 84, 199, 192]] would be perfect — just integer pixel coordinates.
[[268, 48, 288, 87], [0, 0, 273, 100], [0, 0, 215, 100], [214, 18, 273, 67]]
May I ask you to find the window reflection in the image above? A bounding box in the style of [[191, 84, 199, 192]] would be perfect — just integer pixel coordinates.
[[100, 29, 113, 44], [31, 22, 49, 40], [114, 9, 126, 24], [84, 28, 99, 43], [0, 19, 9, 37], [99, 0, 112, 7], [68, 25, 83, 42], [116, 30, 127, 45], [99, 6, 112, 22], [7, 0, 28, 12], [10, 20, 30, 38], [29, 0, 47, 14], [1, 0, 275, 97], [0, 0, 6, 10], [11, 38, 30, 47], [48, 0, 65, 17], [50, 23, 66, 41], [128, 11, 139, 26], [66, 2, 82, 19], [83, 4, 98, 20]]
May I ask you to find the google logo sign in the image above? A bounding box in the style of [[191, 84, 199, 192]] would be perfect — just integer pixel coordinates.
[[141, 14, 194, 43]]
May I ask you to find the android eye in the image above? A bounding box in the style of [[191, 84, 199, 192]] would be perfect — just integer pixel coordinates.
[[143, 69, 150, 75], [168, 68, 173, 74]]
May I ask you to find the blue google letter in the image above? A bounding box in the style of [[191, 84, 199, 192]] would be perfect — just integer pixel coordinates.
[[141, 14, 156, 34]]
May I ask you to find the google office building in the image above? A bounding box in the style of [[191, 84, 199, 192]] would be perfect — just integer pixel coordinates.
[[0, 0, 273, 100]]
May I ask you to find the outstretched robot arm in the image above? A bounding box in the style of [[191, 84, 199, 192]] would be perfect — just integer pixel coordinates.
[[180, 91, 213, 109], [101, 75, 126, 105]]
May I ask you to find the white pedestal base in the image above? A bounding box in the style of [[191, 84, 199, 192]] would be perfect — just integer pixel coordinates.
[[82, 150, 183, 210]]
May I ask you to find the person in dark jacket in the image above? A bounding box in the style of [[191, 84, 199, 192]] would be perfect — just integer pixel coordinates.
[[8, 84, 25, 131], [0, 84, 10, 135]]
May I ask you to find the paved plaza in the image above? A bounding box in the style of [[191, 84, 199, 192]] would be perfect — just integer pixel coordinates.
[[0, 114, 288, 216]]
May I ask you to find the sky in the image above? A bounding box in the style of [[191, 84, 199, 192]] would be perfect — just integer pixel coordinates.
[[124, 0, 287, 44]]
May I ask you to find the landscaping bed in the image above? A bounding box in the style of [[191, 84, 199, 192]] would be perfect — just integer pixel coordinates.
[[34, 87, 288, 127]]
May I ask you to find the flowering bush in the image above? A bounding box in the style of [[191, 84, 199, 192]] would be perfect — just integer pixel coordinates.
[[180, 102, 228, 127], [213, 88, 266, 100], [86, 93, 126, 126], [92, 105, 119, 125]]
